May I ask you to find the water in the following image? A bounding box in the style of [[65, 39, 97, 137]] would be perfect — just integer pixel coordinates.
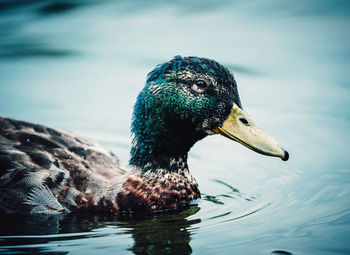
[[0, 1, 349, 254]]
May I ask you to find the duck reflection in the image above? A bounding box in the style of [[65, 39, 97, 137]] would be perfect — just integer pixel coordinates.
[[120, 206, 200, 255], [0, 206, 200, 255]]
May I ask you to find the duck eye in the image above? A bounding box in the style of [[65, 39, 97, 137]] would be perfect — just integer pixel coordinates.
[[195, 80, 207, 88]]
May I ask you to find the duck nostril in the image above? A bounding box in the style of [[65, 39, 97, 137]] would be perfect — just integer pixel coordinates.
[[239, 117, 249, 126]]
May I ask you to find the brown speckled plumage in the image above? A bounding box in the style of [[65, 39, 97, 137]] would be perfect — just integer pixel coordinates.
[[0, 113, 200, 214], [117, 169, 200, 214], [0, 115, 201, 215], [0, 115, 128, 214]]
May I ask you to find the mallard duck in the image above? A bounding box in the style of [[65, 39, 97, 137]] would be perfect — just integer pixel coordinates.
[[0, 56, 288, 215]]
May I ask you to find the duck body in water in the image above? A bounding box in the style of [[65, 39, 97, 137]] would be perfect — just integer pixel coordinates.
[[0, 56, 288, 215]]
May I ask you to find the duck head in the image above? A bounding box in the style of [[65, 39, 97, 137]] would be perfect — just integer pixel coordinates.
[[130, 56, 288, 172]]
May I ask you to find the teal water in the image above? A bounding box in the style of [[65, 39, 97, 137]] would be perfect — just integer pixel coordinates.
[[0, 1, 349, 254]]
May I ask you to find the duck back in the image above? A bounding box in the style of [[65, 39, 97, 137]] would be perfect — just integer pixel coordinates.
[[0, 116, 126, 214]]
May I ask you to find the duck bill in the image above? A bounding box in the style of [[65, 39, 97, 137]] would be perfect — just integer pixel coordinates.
[[213, 104, 289, 161]]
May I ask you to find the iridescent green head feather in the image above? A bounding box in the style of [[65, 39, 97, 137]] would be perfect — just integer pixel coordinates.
[[130, 56, 242, 171]]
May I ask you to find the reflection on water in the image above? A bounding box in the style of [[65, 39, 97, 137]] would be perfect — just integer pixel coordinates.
[[0, 207, 200, 255], [0, 0, 350, 255], [123, 207, 200, 255]]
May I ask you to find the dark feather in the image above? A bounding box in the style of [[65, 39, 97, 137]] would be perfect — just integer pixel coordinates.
[[0, 115, 126, 214]]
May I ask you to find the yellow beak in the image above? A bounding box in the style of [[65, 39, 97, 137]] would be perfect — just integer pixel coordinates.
[[213, 104, 289, 161]]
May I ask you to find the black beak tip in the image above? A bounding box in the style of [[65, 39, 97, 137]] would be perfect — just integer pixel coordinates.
[[281, 149, 289, 161]]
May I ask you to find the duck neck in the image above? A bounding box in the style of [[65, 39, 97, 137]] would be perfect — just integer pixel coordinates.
[[129, 124, 206, 174], [129, 132, 200, 173], [131, 152, 189, 174]]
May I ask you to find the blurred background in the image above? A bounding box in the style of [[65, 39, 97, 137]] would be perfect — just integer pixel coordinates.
[[0, 1, 349, 254]]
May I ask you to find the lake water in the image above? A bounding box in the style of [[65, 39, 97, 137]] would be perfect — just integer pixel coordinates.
[[0, 1, 349, 254]]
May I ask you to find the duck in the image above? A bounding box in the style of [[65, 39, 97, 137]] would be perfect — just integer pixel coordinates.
[[0, 56, 289, 215]]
